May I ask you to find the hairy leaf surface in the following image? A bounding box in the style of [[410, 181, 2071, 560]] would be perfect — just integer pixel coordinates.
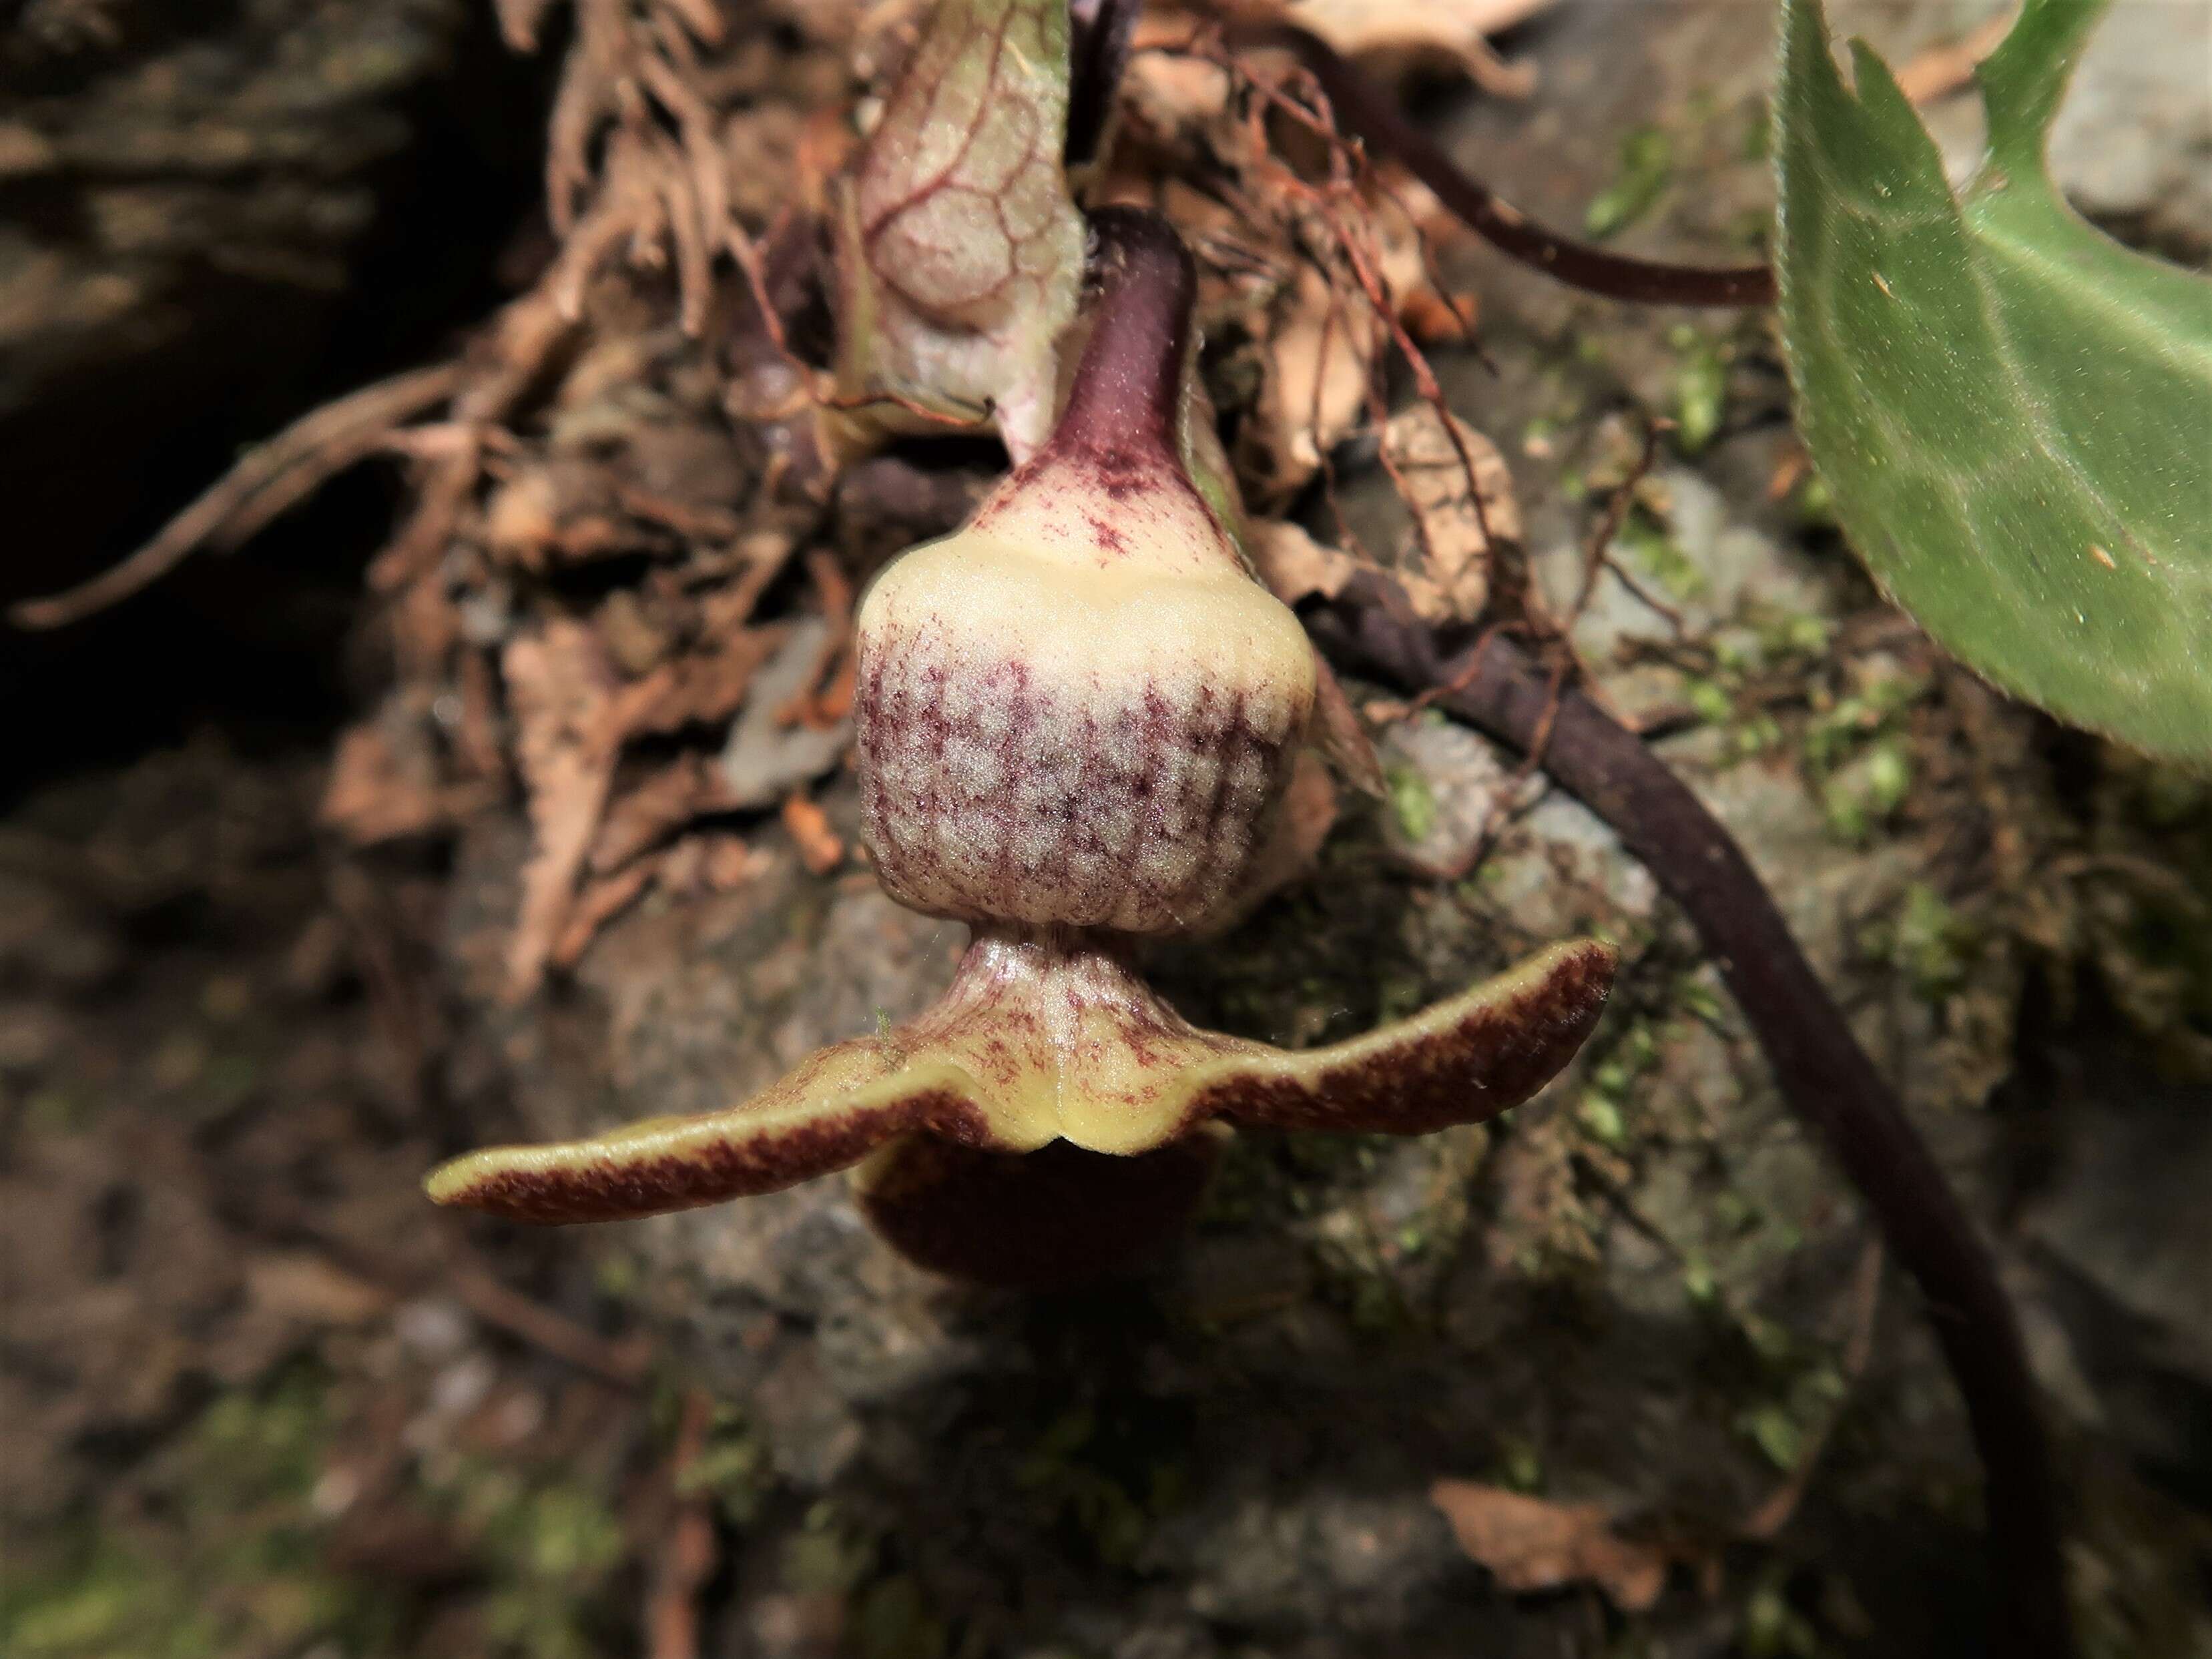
[[1775, 0, 2212, 759]]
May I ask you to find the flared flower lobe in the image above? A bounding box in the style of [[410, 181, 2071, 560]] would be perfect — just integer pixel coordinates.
[[427, 930, 1617, 1249]]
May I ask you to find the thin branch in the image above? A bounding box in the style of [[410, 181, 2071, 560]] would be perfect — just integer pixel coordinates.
[[10, 362, 465, 631], [1245, 25, 1777, 308], [1567, 416, 1660, 629], [1311, 586, 2070, 1659]]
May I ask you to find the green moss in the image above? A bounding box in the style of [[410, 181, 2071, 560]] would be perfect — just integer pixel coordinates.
[[1586, 125, 1673, 238], [1739, 1564, 1822, 1657], [679, 1403, 771, 1527], [1, 1368, 381, 1659], [1617, 509, 1708, 601], [1793, 471, 1836, 528], [21, 1087, 93, 1134], [1686, 677, 1735, 726], [1741, 98, 1773, 161], [1384, 762, 1439, 844], [592, 1249, 641, 1299], [1867, 884, 1978, 1004], [1737, 1401, 1804, 1471], [1012, 1403, 1185, 1569], [1681, 1255, 1718, 1307], [1759, 611, 1834, 660], [1577, 1094, 1627, 1146], [1494, 1434, 1545, 1494], [1820, 740, 1912, 843], [1671, 331, 1729, 455]]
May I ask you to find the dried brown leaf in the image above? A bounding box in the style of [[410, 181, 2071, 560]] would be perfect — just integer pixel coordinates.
[[1382, 402, 1517, 624], [722, 103, 808, 223], [1121, 23, 1236, 138], [320, 721, 448, 847], [1429, 1480, 1669, 1612], [1245, 192, 1427, 494], [1252, 517, 1360, 605], [503, 619, 623, 1002], [492, 0, 560, 51], [1250, 0, 1554, 93], [1400, 284, 1478, 344], [718, 619, 854, 807], [244, 1251, 396, 1327], [780, 794, 846, 875], [1891, 8, 2016, 105], [553, 861, 658, 969], [696, 832, 767, 891], [1252, 264, 1381, 488], [612, 629, 782, 743], [590, 753, 742, 875]]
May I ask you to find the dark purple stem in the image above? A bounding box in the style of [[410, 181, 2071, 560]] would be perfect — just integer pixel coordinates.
[[1253, 25, 1778, 308], [1052, 206, 1197, 460], [1312, 589, 2070, 1659], [1067, 0, 1143, 166]]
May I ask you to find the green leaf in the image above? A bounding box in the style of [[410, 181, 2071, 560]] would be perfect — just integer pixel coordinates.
[[829, 0, 1086, 460], [1773, 0, 2212, 760]]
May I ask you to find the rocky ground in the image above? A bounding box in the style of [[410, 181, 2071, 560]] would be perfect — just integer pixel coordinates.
[[4, 3, 2209, 1656]]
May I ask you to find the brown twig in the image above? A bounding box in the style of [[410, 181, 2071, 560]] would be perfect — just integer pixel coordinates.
[[647, 1387, 720, 1659], [1567, 418, 1660, 630], [1244, 24, 1777, 308], [1207, 40, 1504, 583], [441, 1251, 654, 1387], [1312, 589, 2070, 1659], [11, 362, 465, 630], [228, 1180, 651, 1387], [1069, 0, 1144, 167]]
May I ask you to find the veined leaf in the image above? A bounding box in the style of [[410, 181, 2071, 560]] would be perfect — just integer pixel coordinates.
[[830, 0, 1087, 460], [1775, 0, 2212, 760]]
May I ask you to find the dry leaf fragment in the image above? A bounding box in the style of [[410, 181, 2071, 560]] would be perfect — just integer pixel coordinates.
[[720, 102, 808, 223], [553, 861, 658, 970], [700, 834, 766, 891], [503, 620, 623, 1002], [1382, 403, 1518, 624], [558, 829, 772, 970], [719, 619, 854, 808], [1121, 19, 1237, 138], [1429, 1479, 1670, 1612], [1258, 0, 1553, 91], [590, 753, 742, 876], [1246, 204, 1428, 495], [1252, 518, 1360, 605], [1400, 284, 1478, 344], [781, 795, 845, 874], [320, 719, 447, 847], [612, 628, 782, 744], [1253, 266, 1382, 488], [245, 1251, 396, 1327]]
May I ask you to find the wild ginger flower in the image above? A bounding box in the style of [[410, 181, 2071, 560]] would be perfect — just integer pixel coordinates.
[[428, 210, 1615, 1285]]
